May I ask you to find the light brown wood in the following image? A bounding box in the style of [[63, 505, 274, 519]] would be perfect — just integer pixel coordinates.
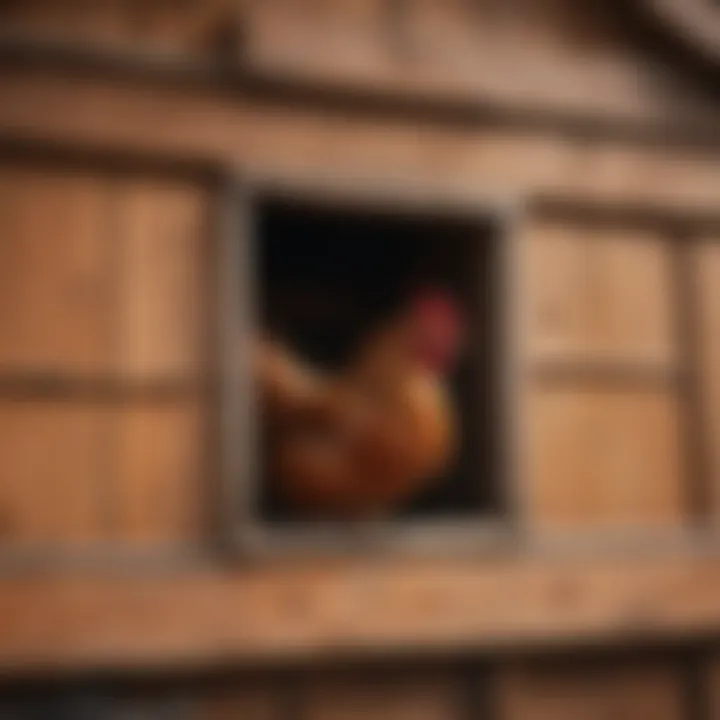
[[0, 165, 112, 374], [111, 401, 205, 545], [692, 238, 720, 522], [524, 223, 675, 366], [301, 670, 459, 720], [496, 660, 685, 720], [1, 0, 719, 131], [0, 74, 719, 216], [525, 386, 685, 529], [1, 552, 720, 672], [115, 177, 208, 381], [243, 0, 718, 128], [0, 399, 104, 547]]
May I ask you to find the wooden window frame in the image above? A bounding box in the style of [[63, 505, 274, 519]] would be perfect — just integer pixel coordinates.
[[218, 169, 525, 558]]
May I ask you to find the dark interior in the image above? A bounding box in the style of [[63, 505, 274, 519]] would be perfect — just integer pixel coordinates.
[[254, 195, 503, 522]]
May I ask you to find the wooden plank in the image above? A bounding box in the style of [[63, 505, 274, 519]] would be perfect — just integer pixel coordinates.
[[195, 683, 281, 720], [301, 669, 459, 720], [495, 659, 685, 720], [1, 0, 719, 131], [0, 165, 112, 373], [705, 656, 720, 719], [242, 0, 718, 129], [0, 75, 719, 216], [692, 238, 720, 522], [525, 386, 685, 529], [115, 178, 208, 381], [111, 401, 204, 546], [0, 399, 104, 547], [0, 0, 235, 54], [1, 552, 720, 673], [524, 223, 675, 365]]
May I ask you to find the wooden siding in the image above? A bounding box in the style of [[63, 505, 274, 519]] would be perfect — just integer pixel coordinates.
[[0, 0, 719, 695], [495, 659, 685, 720], [0, 164, 210, 551]]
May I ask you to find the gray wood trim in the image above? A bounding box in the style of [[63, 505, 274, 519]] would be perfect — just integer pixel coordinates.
[[218, 168, 524, 559]]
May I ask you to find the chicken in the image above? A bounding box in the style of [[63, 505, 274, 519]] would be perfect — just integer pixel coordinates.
[[255, 288, 464, 518]]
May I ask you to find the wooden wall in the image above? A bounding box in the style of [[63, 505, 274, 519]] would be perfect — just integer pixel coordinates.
[[0, 165, 210, 551], [0, 655, 714, 719], [1, 0, 720, 717]]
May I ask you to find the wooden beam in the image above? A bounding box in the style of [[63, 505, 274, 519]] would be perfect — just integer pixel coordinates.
[[0, 71, 719, 220], [1, 551, 720, 674]]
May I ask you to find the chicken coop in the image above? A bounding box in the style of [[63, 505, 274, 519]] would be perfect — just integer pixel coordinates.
[[2, 0, 720, 717]]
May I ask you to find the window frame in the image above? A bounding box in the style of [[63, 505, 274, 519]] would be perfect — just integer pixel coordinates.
[[218, 169, 525, 558]]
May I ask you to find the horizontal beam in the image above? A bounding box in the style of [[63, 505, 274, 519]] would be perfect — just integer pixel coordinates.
[[0, 372, 207, 401], [0, 28, 719, 150], [2, 548, 720, 675]]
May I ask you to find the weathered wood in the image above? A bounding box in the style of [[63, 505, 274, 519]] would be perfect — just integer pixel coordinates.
[[195, 682, 281, 720], [111, 401, 204, 546], [692, 238, 720, 524], [300, 669, 460, 720], [0, 552, 720, 672], [525, 387, 684, 529], [115, 177, 208, 381], [0, 74, 719, 217], [523, 222, 675, 366], [705, 655, 720, 719], [0, 165, 112, 373], [0, 399, 104, 547], [495, 659, 685, 720], [4, 0, 711, 131], [0, 0, 236, 55]]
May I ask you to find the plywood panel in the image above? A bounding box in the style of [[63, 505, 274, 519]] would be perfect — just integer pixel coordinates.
[[302, 671, 459, 720], [0, 166, 112, 373], [112, 401, 204, 545], [524, 224, 675, 365], [0, 399, 104, 547], [692, 238, 720, 522], [496, 660, 685, 720], [525, 386, 684, 529], [115, 179, 208, 381]]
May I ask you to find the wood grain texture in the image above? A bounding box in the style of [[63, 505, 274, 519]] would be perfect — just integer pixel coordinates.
[[0, 165, 112, 374], [525, 386, 685, 529], [0, 0, 236, 54], [496, 659, 685, 720], [524, 223, 675, 366], [692, 238, 720, 522], [115, 178, 208, 381], [243, 0, 717, 128], [0, 0, 718, 131], [0, 74, 719, 216], [301, 670, 459, 720], [1, 553, 720, 673], [111, 401, 204, 545], [0, 399, 104, 547]]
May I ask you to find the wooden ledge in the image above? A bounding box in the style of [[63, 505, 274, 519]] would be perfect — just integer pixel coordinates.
[[1, 549, 720, 675]]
